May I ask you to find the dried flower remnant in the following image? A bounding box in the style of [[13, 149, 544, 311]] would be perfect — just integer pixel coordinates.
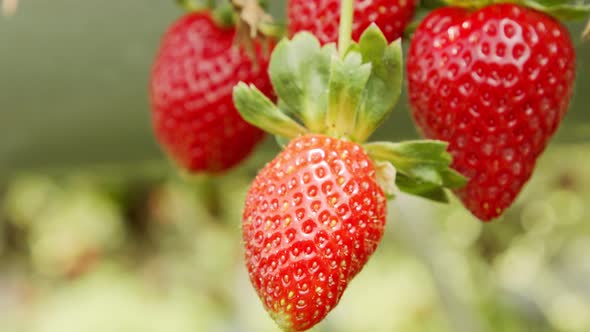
[[2, 0, 18, 16]]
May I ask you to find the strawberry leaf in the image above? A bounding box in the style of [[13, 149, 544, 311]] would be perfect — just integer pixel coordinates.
[[326, 52, 372, 138], [442, 0, 590, 20], [233, 83, 308, 138], [364, 141, 467, 201], [441, 169, 469, 189], [396, 173, 450, 203], [353, 25, 403, 142], [365, 141, 452, 170], [523, 0, 590, 20], [269, 33, 336, 132]]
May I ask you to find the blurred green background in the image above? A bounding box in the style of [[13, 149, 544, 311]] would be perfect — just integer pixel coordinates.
[[1, 1, 590, 332], [1, 1, 588, 174]]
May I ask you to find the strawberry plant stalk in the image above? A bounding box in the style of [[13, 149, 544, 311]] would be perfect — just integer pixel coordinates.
[[338, 0, 355, 56]]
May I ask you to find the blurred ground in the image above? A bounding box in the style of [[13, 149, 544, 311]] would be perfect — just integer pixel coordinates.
[[0, 144, 589, 332]]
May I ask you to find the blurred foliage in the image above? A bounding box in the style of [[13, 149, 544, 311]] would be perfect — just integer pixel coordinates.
[[1, 1, 590, 331], [0, 144, 589, 332]]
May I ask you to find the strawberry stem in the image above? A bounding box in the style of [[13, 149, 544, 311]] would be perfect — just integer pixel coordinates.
[[338, 0, 355, 57], [176, 0, 214, 12]]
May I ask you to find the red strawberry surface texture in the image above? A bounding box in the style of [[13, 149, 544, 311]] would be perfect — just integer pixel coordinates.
[[150, 13, 273, 173], [288, 0, 418, 45], [407, 4, 576, 221], [243, 134, 387, 331]]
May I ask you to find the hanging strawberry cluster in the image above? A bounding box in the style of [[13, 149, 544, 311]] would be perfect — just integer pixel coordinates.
[[148, 0, 590, 331]]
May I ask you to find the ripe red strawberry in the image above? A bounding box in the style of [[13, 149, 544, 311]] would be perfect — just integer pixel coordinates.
[[407, 4, 576, 220], [288, 0, 418, 45], [150, 12, 273, 173], [243, 134, 387, 331]]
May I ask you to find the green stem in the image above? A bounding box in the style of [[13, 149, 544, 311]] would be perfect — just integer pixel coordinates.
[[440, 0, 498, 9], [338, 0, 355, 57], [176, 0, 214, 12], [198, 176, 222, 218]]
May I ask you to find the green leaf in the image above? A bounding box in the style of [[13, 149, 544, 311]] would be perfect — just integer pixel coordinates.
[[364, 140, 468, 200], [233, 83, 308, 139], [441, 169, 469, 189], [274, 135, 291, 148], [533, 0, 568, 4], [353, 25, 403, 142], [442, 0, 590, 21], [365, 141, 452, 171], [523, 0, 590, 20], [326, 52, 372, 138], [268, 33, 336, 132], [396, 174, 450, 203], [411, 166, 443, 186]]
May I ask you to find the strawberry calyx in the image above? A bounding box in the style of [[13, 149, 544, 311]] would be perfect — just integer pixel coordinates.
[[176, 0, 284, 33], [177, 0, 283, 63], [233, 25, 467, 203], [365, 141, 467, 202], [442, 0, 590, 21], [176, 0, 236, 27], [232, 0, 284, 39], [234, 26, 401, 142]]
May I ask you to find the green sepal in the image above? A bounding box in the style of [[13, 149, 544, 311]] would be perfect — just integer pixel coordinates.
[[177, 0, 237, 27], [364, 140, 468, 202], [396, 173, 450, 203], [365, 141, 451, 170], [213, 2, 237, 28], [441, 168, 469, 189], [522, 0, 590, 21], [326, 52, 372, 138], [269, 33, 336, 132], [274, 135, 291, 148], [443, 0, 590, 21], [352, 25, 403, 142], [233, 83, 308, 139]]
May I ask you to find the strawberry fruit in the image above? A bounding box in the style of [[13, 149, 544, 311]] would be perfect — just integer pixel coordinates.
[[407, 4, 576, 221], [243, 134, 387, 331], [288, 0, 418, 45], [234, 24, 465, 330], [150, 12, 273, 173]]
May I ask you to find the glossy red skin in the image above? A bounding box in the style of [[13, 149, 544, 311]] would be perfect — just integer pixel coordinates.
[[288, 0, 418, 44], [150, 13, 273, 173], [243, 135, 387, 331], [407, 4, 575, 221]]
